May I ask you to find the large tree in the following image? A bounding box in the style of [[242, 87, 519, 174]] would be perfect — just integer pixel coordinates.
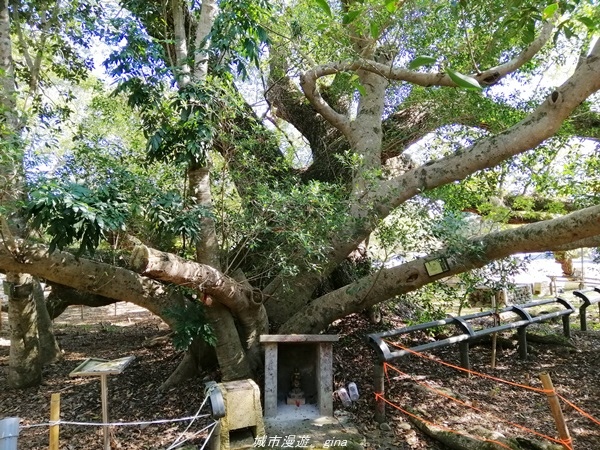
[[1, 0, 599, 387]]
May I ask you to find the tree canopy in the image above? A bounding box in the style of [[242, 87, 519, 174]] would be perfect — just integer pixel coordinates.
[[1, 0, 599, 387]]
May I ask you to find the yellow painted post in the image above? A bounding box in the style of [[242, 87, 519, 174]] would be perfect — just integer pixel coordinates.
[[49, 393, 60, 450], [540, 373, 572, 449]]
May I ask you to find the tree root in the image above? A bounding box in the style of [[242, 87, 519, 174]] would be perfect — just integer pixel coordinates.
[[525, 332, 575, 348], [407, 411, 563, 450], [160, 352, 199, 391]]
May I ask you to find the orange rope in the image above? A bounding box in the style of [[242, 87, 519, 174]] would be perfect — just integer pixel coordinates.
[[558, 393, 600, 427], [384, 362, 571, 448], [383, 337, 600, 432], [383, 339, 551, 394], [374, 393, 514, 450]]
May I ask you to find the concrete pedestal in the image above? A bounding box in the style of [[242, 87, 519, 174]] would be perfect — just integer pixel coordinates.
[[211, 379, 265, 450]]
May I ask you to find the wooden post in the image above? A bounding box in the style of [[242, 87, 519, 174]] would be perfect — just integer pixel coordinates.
[[49, 393, 60, 450], [0, 417, 20, 450], [540, 373, 571, 450], [100, 374, 110, 450], [459, 341, 470, 371], [517, 327, 528, 360], [374, 362, 385, 423]]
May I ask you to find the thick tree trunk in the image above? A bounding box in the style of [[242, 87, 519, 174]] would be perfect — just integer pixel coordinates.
[[272, 39, 600, 323], [7, 273, 41, 388], [33, 279, 61, 365], [171, 0, 254, 383], [131, 245, 266, 379]]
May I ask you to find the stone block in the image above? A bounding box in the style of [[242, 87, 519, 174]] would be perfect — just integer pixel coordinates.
[[213, 379, 265, 450]]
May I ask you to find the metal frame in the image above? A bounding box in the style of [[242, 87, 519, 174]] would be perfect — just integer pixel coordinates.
[[367, 297, 575, 422], [573, 288, 600, 331]]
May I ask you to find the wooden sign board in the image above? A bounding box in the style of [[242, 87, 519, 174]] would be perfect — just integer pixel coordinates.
[[70, 356, 135, 377]]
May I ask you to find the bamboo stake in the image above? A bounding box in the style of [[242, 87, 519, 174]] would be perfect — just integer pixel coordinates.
[[540, 372, 572, 449], [100, 374, 110, 450], [49, 393, 60, 450]]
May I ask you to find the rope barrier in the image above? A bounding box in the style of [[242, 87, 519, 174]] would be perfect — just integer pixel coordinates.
[[21, 385, 217, 431], [20, 414, 212, 429], [166, 392, 213, 450], [16, 385, 221, 450], [383, 362, 572, 448], [200, 420, 218, 450], [383, 339, 552, 394], [557, 394, 600, 427], [383, 338, 600, 428], [374, 393, 514, 450], [166, 421, 218, 450]]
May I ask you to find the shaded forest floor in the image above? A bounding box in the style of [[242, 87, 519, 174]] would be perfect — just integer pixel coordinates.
[[1, 301, 600, 449]]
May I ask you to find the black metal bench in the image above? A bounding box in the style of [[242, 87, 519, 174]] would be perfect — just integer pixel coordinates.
[[573, 288, 600, 331], [366, 297, 575, 422]]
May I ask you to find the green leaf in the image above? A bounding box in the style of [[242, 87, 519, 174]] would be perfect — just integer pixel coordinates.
[[369, 22, 380, 39], [542, 3, 558, 20], [577, 17, 596, 31], [342, 10, 361, 25], [563, 25, 575, 39], [446, 68, 483, 90], [523, 18, 536, 44], [384, 0, 397, 13], [408, 55, 437, 70], [314, 0, 332, 16], [356, 82, 367, 96]]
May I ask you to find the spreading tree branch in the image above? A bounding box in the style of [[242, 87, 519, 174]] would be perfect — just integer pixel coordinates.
[[299, 21, 554, 141], [280, 204, 600, 333]]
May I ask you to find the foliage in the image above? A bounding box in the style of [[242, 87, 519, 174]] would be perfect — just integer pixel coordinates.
[[26, 179, 130, 256], [3, 0, 600, 340], [144, 80, 217, 166], [163, 301, 216, 351], [209, 0, 272, 79], [456, 257, 529, 314], [220, 179, 348, 282], [395, 282, 461, 329], [147, 191, 213, 252]]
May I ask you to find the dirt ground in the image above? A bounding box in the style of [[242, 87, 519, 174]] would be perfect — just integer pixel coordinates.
[[1, 300, 600, 450]]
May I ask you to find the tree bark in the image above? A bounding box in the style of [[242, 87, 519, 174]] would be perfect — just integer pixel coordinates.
[[2, 0, 45, 388], [46, 284, 119, 319], [33, 279, 61, 365], [0, 243, 183, 325], [131, 244, 266, 378], [6, 273, 41, 388]]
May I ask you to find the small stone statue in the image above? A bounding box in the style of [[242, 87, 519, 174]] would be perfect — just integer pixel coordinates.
[[287, 367, 305, 406]]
